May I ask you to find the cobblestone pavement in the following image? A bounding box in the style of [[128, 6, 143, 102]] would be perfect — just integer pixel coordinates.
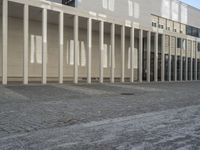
[[0, 82, 200, 149]]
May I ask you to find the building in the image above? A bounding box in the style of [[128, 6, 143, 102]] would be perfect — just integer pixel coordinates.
[[0, 0, 200, 84]]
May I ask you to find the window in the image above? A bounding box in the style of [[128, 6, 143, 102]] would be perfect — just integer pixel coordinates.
[[198, 43, 200, 52], [177, 38, 181, 48], [167, 27, 170, 31], [186, 25, 192, 35], [152, 22, 157, 27], [198, 29, 200, 38], [128, 0, 133, 16], [186, 25, 200, 38], [174, 29, 177, 32], [158, 24, 164, 29], [62, 0, 76, 7], [192, 28, 198, 37], [103, 0, 115, 11]]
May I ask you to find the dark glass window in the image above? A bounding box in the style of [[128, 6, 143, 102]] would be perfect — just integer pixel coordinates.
[[198, 29, 200, 38], [192, 28, 198, 37], [186, 25, 192, 35], [62, 0, 76, 7], [177, 38, 181, 48], [198, 43, 200, 52], [152, 22, 157, 27], [186, 25, 200, 38]]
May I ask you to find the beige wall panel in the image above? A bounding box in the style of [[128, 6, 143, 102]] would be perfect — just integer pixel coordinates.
[[181, 24, 186, 34], [171, 37, 176, 55], [187, 40, 191, 57], [29, 19, 42, 78], [165, 35, 169, 54], [177, 48, 181, 56], [167, 20, 173, 31], [8, 17, 23, 78], [174, 22, 180, 33], [159, 17, 166, 29]]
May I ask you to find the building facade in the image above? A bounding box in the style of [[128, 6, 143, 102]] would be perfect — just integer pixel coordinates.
[[0, 0, 200, 84]]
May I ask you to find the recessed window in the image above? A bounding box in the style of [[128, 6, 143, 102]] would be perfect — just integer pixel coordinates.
[[152, 22, 157, 27], [186, 25, 200, 38], [158, 24, 164, 29], [177, 38, 181, 48], [174, 29, 177, 32], [198, 29, 200, 38], [198, 43, 200, 52], [62, 0, 76, 7]]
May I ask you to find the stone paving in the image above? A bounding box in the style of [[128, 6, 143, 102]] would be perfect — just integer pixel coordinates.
[[0, 82, 200, 149]]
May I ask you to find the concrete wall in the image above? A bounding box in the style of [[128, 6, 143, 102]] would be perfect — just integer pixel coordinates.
[[76, 0, 200, 28]]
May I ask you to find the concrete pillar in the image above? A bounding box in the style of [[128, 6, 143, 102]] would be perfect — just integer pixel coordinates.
[[87, 18, 92, 84], [139, 29, 143, 83], [154, 32, 158, 82], [42, 8, 47, 84], [59, 12, 64, 84], [74, 15, 79, 84], [99, 21, 104, 83], [2, 0, 8, 85], [24, 4, 29, 84], [180, 38, 183, 81], [130, 25, 135, 83], [197, 42, 200, 80], [185, 39, 188, 81], [195, 41, 198, 80], [161, 34, 165, 82], [168, 36, 171, 82], [147, 31, 151, 82], [111, 23, 115, 83], [191, 41, 193, 81], [174, 37, 177, 82], [121, 26, 125, 83]]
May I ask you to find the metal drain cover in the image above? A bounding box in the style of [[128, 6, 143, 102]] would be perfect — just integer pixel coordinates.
[[121, 93, 135, 96]]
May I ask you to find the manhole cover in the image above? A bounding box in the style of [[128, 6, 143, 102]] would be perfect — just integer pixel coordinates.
[[121, 93, 135, 96]]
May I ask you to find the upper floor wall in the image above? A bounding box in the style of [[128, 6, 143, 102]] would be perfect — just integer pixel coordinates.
[[75, 0, 200, 29]]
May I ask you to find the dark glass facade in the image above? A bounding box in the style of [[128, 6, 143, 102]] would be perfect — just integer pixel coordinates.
[[186, 25, 200, 38], [62, 0, 76, 7]]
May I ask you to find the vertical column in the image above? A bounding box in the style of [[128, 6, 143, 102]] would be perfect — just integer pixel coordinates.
[[24, 4, 29, 84], [87, 18, 92, 84], [121, 25, 125, 83], [197, 42, 200, 80], [191, 40, 193, 81], [154, 32, 158, 82], [74, 15, 79, 84], [99, 21, 104, 83], [59, 12, 64, 84], [130, 25, 135, 83], [2, 0, 8, 85], [195, 41, 198, 80], [168, 36, 171, 81], [147, 31, 151, 82], [42, 8, 47, 84], [174, 37, 177, 82], [180, 38, 183, 81], [139, 29, 143, 83], [161, 34, 165, 82], [185, 39, 188, 81], [111, 23, 115, 83]]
